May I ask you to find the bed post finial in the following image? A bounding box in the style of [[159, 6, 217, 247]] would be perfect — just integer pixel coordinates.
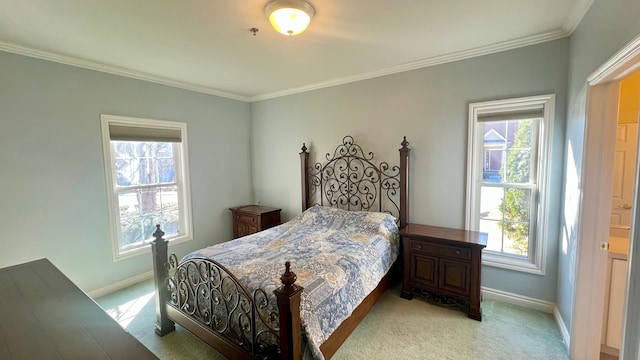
[[153, 224, 165, 241], [280, 261, 297, 289], [275, 262, 303, 360], [150, 225, 175, 336], [300, 142, 310, 212], [401, 136, 409, 149], [399, 136, 410, 229]]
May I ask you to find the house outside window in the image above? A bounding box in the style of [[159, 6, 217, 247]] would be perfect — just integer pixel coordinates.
[[101, 114, 193, 260], [466, 94, 555, 274]]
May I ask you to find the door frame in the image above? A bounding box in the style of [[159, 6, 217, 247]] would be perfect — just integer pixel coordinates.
[[571, 34, 640, 360]]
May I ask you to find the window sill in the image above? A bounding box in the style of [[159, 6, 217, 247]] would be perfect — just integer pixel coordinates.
[[482, 252, 545, 275], [113, 234, 192, 261]]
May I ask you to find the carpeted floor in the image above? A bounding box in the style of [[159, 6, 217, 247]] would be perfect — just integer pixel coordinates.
[[95, 280, 569, 359]]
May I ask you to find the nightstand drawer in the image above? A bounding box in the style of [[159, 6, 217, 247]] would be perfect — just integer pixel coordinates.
[[236, 214, 257, 223], [408, 239, 471, 260]]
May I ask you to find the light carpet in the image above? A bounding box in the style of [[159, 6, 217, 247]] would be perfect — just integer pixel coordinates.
[[95, 280, 568, 359]]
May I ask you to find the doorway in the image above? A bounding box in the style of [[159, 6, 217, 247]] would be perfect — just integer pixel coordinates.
[[571, 34, 640, 360], [601, 71, 640, 359]]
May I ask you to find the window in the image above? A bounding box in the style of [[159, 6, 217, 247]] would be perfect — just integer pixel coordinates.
[[466, 94, 554, 274], [101, 114, 192, 260]]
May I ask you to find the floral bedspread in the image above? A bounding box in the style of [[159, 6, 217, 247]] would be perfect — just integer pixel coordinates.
[[183, 205, 399, 359]]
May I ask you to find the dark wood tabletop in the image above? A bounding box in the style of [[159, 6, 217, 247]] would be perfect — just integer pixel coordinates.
[[400, 223, 488, 247], [0, 258, 158, 360]]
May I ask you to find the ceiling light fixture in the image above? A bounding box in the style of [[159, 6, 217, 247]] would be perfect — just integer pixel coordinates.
[[264, 0, 315, 36]]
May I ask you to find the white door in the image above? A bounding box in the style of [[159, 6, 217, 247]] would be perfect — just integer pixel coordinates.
[[610, 123, 638, 228], [606, 258, 629, 349]]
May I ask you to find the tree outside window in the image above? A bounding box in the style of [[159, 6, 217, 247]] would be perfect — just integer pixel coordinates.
[[114, 141, 180, 248], [478, 119, 535, 258], [467, 94, 554, 274]]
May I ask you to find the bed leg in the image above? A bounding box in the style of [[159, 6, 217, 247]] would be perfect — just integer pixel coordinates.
[[274, 261, 304, 360], [151, 225, 175, 336]]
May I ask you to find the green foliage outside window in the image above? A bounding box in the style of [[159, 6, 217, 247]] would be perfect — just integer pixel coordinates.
[[499, 120, 532, 256], [114, 141, 179, 247]]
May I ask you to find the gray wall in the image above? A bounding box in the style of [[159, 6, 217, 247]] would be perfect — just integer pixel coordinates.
[[0, 51, 253, 292], [557, 0, 640, 332], [251, 39, 569, 302]]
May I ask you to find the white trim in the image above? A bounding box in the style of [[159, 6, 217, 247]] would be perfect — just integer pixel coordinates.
[[251, 30, 568, 102], [554, 305, 571, 350], [100, 114, 194, 261], [571, 83, 619, 360], [0, 29, 568, 103], [571, 33, 640, 360], [86, 271, 154, 299], [588, 35, 640, 85], [482, 286, 554, 313], [482, 253, 545, 275], [482, 286, 569, 350], [0, 41, 250, 102], [561, 0, 595, 34], [466, 94, 555, 275]]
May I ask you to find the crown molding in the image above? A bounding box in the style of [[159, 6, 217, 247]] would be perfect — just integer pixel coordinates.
[[0, 27, 570, 104], [587, 33, 640, 85], [250, 29, 569, 102], [562, 0, 594, 34], [0, 41, 250, 102]]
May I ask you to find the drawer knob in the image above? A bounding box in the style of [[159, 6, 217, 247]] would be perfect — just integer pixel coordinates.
[[416, 245, 422, 249], [455, 250, 461, 255]]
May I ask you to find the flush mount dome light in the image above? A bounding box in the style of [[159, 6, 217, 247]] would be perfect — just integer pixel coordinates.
[[265, 0, 315, 36]]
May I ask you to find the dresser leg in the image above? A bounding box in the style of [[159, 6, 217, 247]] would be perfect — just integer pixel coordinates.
[[468, 307, 482, 321]]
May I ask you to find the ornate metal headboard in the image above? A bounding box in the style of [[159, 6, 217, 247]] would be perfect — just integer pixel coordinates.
[[299, 135, 410, 229]]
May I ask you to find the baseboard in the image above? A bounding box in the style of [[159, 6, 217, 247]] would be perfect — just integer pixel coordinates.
[[87, 271, 154, 299], [600, 344, 619, 356], [553, 305, 571, 351], [481, 286, 555, 313], [481, 286, 570, 350]]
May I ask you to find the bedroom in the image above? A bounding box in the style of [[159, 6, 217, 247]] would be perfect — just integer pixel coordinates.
[[0, 0, 639, 359]]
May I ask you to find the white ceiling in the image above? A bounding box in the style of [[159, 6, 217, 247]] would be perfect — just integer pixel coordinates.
[[0, 0, 592, 102]]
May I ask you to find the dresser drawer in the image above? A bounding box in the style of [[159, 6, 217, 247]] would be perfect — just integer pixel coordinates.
[[400, 224, 487, 321], [408, 239, 471, 260]]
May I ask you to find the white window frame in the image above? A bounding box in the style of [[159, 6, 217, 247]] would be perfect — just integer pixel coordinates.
[[465, 94, 555, 275], [101, 114, 193, 260]]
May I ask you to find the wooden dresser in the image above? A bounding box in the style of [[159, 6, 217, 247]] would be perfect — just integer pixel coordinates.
[[400, 223, 487, 321], [230, 205, 282, 238], [0, 258, 158, 359]]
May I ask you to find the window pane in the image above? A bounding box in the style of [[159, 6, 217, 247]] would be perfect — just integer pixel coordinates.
[[503, 149, 531, 184], [118, 185, 180, 249], [113, 141, 175, 186], [498, 187, 531, 257], [481, 122, 506, 183], [480, 219, 503, 252], [481, 119, 533, 184], [479, 186, 504, 221], [501, 188, 531, 222], [480, 187, 531, 257], [501, 221, 529, 257]]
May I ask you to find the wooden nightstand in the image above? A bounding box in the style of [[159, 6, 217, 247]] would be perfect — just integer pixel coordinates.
[[229, 205, 282, 238], [400, 223, 487, 321]]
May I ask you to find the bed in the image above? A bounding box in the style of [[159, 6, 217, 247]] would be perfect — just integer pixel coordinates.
[[151, 135, 411, 359]]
